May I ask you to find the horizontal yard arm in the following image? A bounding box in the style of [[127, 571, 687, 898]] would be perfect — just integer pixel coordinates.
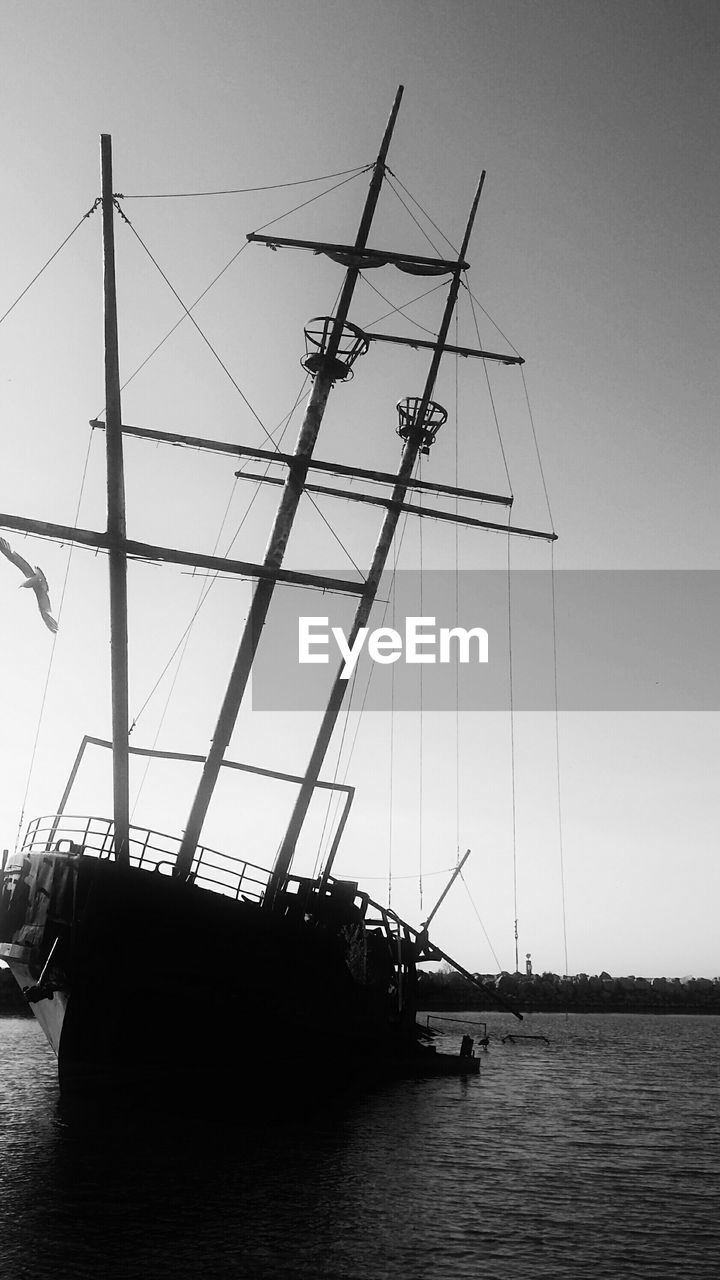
[[90, 419, 513, 508], [246, 232, 467, 273], [0, 513, 365, 596], [365, 331, 524, 364]]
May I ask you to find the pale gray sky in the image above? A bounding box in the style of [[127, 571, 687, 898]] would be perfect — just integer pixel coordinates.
[[0, 1, 718, 976]]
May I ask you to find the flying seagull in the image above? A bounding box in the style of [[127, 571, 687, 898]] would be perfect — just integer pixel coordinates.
[[0, 536, 58, 633]]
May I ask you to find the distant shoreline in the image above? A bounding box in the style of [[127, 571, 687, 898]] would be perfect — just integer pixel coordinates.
[[419, 968, 720, 1017]]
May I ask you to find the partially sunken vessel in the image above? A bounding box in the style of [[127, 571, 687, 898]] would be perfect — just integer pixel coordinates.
[[0, 88, 551, 1101]]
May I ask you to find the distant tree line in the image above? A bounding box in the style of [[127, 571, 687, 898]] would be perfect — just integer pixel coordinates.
[[418, 967, 720, 1014]]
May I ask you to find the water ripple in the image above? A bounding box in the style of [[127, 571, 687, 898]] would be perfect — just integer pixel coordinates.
[[0, 1011, 718, 1278]]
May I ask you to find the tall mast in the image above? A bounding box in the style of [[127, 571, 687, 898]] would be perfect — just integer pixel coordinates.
[[266, 173, 486, 906], [174, 86, 405, 879], [101, 134, 130, 865]]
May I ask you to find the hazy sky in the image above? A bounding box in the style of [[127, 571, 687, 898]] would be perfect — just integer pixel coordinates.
[[0, 1, 718, 978]]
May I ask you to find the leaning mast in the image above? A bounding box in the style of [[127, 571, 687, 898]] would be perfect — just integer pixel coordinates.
[[266, 174, 486, 905], [173, 86, 405, 879]]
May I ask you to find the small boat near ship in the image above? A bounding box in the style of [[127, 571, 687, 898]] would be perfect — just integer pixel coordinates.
[[0, 87, 553, 1102]]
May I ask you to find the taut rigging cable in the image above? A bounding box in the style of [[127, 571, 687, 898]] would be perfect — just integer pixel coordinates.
[[118, 164, 372, 201], [358, 271, 440, 338], [384, 167, 459, 259], [310, 504, 414, 887], [101, 165, 372, 419], [0, 200, 100, 330], [128, 374, 313, 742], [114, 207, 365, 579], [13, 428, 96, 850]]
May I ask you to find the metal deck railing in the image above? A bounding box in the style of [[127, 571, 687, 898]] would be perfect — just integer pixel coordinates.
[[20, 814, 272, 903]]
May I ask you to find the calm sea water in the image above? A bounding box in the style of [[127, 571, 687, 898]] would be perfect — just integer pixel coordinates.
[[0, 1010, 717, 1279]]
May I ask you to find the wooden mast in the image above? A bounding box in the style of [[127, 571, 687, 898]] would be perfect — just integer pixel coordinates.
[[173, 86, 405, 880], [265, 174, 486, 906], [101, 134, 130, 865]]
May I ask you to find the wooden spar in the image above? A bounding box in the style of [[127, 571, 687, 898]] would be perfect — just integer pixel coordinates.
[[422, 943, 523, 1021], [266, 173, 488, 908], [363, 891, 523, 1021], [173, 86, 405, 881], [365, 332, 524, 364], [232, 469, 556, 541], [101, 135, 130, 866], [246, 233, 466, 273], [90, 419, 514, 507], [419, 849, 472, 935], [0, 513, 365, 595]]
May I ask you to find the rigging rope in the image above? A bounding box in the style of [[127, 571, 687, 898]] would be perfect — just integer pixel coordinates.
[[459, 868, 504, 972], [112, 241, 251, 405], [418, 454, 424, 914], [363, 279, 448, 330], [384, 168, 459, 258], [453, 314, 461, 863], [507, 512, 519, 972], [114, 209, 365, 579], [346, 865, 458, 882], [300, 488, 365, 580], [311, 506, 413, 888], [464, 282, 513, 495], [551, 539, 569, 976], [129, 377, 312, 737], [250, 167, 372, 236], [517, 365, 566, 971], [130, 475, 241, 815], [388, 551, 397, 907], [521, 365, 555, 532], [0, 200, 100, 329], [460, 280, 523, 359], [129, 375, 317, 808], [311, 661, 361, 883], [359, 273, 439, 338], [13, 428, 96, 849], [119, 165, 372, 201], [100, 168, 370, 414], [114, 202, 278, 449], [383, 172, 446, 260]]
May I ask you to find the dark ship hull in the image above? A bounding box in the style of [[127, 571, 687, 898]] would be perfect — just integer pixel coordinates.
[[0, 830, 479, 1102]]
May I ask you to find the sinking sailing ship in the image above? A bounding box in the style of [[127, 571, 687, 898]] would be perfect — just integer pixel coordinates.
[[0, 88, 554, 1099]]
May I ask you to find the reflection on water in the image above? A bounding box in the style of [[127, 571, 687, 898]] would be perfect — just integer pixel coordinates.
[[1, 1012, 718, 1278]]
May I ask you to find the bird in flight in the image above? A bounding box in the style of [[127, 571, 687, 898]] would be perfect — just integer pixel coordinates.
[[0, 536, 58, 633]]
